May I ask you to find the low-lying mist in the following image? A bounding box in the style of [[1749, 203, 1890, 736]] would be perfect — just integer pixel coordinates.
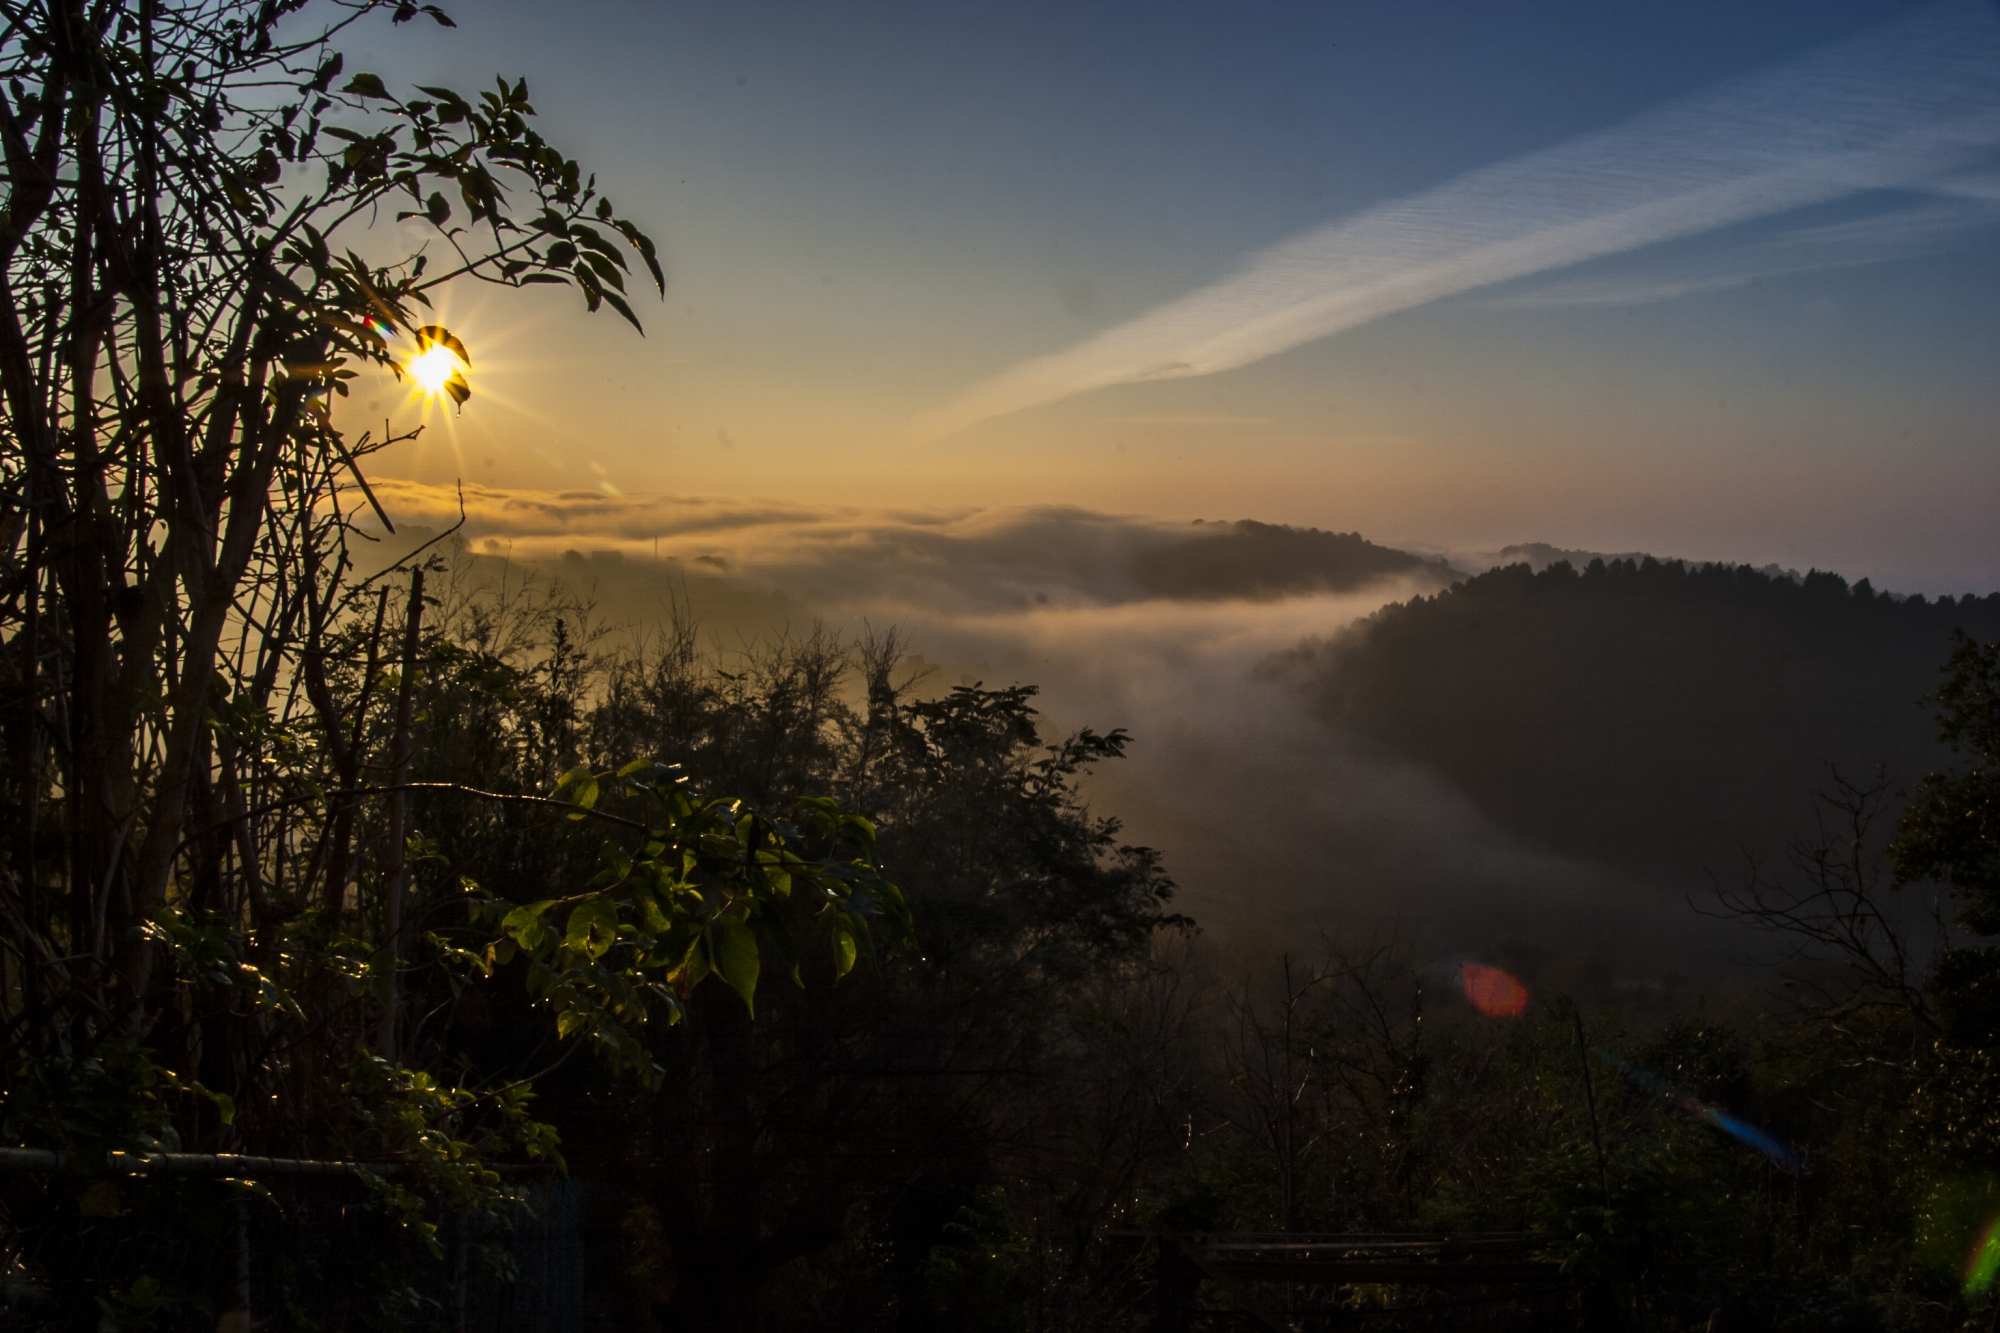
[[358, 480, 1984, 1005]]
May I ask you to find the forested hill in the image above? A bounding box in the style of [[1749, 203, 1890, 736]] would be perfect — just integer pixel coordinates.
[[1286, 557, 2000, 876], [1132, 519, 1456, 599]]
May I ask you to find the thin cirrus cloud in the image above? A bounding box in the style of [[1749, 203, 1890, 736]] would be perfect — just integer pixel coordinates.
[[911, 1, 2000, 443], [1483, 192, 2000, 310]]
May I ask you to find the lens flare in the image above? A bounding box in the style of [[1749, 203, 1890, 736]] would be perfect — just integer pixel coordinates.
[[406, 343, 463, 397], [400, 324, 472, 407], [1458, 962, 1530, 1018], [1600, 1053, 1806, 1174], [1967, 1215, 2000, 1299]]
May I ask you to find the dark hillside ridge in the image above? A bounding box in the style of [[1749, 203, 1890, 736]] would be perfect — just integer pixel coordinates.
[[1133, 519, 1456, 600], [1288, 557, 2000, 877]]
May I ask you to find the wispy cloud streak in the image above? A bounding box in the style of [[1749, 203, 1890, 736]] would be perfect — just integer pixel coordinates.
[[1484, 195, 2000, 309], [913, 2, 2000, 441]]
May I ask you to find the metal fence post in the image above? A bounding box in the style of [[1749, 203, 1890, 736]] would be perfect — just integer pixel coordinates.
[[215, 1189, 252, 1333]]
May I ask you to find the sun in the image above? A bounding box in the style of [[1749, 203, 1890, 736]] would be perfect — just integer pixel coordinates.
[[405, 342, 465, 398], [399, 325, 472, 408]]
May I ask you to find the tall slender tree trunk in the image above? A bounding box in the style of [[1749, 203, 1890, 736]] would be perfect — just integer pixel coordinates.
[[377, 568, 424, 1061]]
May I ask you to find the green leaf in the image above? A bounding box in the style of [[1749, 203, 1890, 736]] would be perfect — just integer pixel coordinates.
[[343, 72, 393, 100], [308, 53, 345, 94], [583, 251, 627, 289], [566, 898, 620, 960], [193, 1083, 237, 1126], [711, 917, 760, 1014], [831, 927, 858, 979], [502, 900, 556, 951], [598, 287, 644, 333], [414, 325, 471, 366], [682, 930, 711, 973]]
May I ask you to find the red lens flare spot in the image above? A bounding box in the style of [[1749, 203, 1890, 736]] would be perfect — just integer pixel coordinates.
[[1459, 962, 1529, 1018]]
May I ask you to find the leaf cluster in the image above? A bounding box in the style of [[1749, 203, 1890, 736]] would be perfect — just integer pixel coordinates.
[[476, 760, 910, 1079]]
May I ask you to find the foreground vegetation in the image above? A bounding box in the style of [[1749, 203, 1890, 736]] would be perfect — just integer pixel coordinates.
[[1, 2, 1998, 1330], [18, 531, 2000, 1330]]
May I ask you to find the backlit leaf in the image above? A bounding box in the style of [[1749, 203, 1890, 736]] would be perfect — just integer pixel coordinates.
[[711, 917, 760, 1014]]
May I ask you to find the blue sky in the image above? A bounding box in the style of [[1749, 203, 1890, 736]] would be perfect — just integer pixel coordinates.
[[347, 0, 2000, 591]]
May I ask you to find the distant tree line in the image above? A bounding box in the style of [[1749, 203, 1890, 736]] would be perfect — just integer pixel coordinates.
[[1131, 520, 1455, 600], [1288, 556, 2000, 875]]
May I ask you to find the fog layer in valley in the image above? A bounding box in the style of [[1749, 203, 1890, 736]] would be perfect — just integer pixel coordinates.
[[360, 479, 1981, 998]]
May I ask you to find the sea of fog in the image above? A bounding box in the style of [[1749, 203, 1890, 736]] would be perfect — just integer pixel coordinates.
[[357, 481, 1778, 1004]]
